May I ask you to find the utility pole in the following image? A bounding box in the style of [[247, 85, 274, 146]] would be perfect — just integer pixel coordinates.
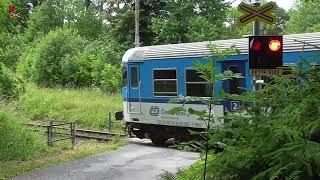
[[252, 0, 262, 91], [134, 0, 140, 47], [252, 1, 261, 36]]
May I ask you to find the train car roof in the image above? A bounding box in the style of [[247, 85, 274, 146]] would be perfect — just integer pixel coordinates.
[[122, 32, 320, 63]]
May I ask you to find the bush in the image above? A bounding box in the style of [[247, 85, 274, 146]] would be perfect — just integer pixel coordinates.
[[18, 28, 123, 93], [178, 63, 320, 179], [75, 35, 123, 91], [0, 32, 25, 68], [0, 63, 24, 99], [0, 110, 46, 160], [17, 28, 86, 87], [99, 64, 122, 92]]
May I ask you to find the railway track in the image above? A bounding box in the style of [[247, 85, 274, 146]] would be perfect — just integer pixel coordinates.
[[25, 123, 126, 141]]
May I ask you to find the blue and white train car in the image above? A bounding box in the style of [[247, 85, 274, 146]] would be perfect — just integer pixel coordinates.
[[121, 32, 320, 145]]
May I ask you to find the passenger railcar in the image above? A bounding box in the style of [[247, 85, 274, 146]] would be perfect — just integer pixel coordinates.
[[121, 32, 320, 145]]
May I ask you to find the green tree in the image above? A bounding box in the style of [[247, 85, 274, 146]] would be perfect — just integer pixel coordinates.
[[105, 0, 230, 46], [18, 28, 86, 87], [263, 5, 290, 35], [74, 34, 124, 91], [0, 63, 24, 99], [105, 0, 168, 47], [286, 1, 320, 33], [25, 0, 104, 41], [151, 0, 230, 44], [0, 0, 30, 33], [224, 7, 252, 39], [24, 0, 64, 41], [224, 4, 290, 39], [0, 32, 25, 68]]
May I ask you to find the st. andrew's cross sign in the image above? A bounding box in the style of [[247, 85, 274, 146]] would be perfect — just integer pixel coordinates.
[[238, 2, 276, 26]]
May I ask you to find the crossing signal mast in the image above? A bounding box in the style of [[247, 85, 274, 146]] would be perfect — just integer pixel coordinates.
[[238, 1, 283, 77]]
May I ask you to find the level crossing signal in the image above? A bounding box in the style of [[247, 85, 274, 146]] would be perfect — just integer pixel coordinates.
[[249, 36, 283, 69]]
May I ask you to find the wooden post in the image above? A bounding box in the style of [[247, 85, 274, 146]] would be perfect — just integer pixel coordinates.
[[47, 121, 53, 147], [71, 122, 76, 147], [108, 112, 112, 132], [134, 0, 140, 47]]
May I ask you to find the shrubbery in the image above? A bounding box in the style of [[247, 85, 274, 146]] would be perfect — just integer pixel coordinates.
[[0, 32, 25, 68], [0, 110, 46, 160], [18, 28, 86, 87], [18, 28, 122, 92], [74, 35, 123, 92], [0, 63, 24, 99], [178, 63, 320, 179]]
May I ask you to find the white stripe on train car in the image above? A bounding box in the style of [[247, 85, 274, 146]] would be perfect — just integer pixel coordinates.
[[123, 102, 224, 129]]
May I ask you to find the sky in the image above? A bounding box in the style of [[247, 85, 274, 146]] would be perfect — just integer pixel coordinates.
[[230, 0, 296, 11]]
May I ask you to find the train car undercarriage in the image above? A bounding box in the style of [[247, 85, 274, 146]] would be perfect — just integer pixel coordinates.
[[126, 122, 204, 145]]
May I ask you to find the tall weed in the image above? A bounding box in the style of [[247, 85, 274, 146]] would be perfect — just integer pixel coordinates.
[[0, 109, 46, 161]]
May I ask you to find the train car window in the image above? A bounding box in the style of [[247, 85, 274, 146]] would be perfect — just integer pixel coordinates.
[[123, 67, 127, 87], [153, 69, 177, 96], [154, 70, 176, 79], [186, 69, 212, 97], [228, 66, 242, 95], [131, 67, 138, 87]]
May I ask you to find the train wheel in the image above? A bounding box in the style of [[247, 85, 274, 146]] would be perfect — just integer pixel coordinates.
[[150, 136, 167, 146]]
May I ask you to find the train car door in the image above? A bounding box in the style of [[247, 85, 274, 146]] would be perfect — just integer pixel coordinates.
[[128, 64, 141, 114], [222, 61, 246, 114]]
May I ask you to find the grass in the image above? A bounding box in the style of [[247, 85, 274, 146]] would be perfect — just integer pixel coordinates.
[[0, 85, 126, 179], [16, 84, 124, 133], [0, 139, 126, 180], [176, 155, 215, 180], [0, 109, 47, 161]]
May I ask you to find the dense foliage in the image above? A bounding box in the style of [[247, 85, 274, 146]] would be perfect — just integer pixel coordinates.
[[18, 29, 122, 91], [18, 28, 86, 87], [0, 63, 24, 99], [0, 110, 46, 160], [0, 32, 25, 68], [178, 62, 320, 179], [286, 1, 320, 33]]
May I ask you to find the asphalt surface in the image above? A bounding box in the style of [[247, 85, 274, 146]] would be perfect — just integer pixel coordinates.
[[14, 138, 199, 180]]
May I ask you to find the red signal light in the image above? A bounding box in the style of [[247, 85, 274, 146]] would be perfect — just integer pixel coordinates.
[[9, 5, 15, 11], [250, 39, 263, 51], [249, 35, 283, 69], [269, 39, 281, 52]]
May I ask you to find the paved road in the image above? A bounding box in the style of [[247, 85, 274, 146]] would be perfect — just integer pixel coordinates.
[[14, 138, 199, 180]]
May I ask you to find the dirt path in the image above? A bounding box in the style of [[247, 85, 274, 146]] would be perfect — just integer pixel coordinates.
[[14, 138, 199, 180]]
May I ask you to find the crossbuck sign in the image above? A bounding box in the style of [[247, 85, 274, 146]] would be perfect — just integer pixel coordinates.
[[238, 2, 276, 26]]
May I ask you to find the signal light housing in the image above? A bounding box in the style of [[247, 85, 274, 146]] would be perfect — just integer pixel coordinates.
[[249, 35, 283, 69]]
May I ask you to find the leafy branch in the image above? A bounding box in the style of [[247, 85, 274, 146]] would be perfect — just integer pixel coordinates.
[[169, 44, 242, 180]]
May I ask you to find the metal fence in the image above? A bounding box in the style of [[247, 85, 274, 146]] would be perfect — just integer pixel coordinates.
[[46, 120, 76, 147]]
